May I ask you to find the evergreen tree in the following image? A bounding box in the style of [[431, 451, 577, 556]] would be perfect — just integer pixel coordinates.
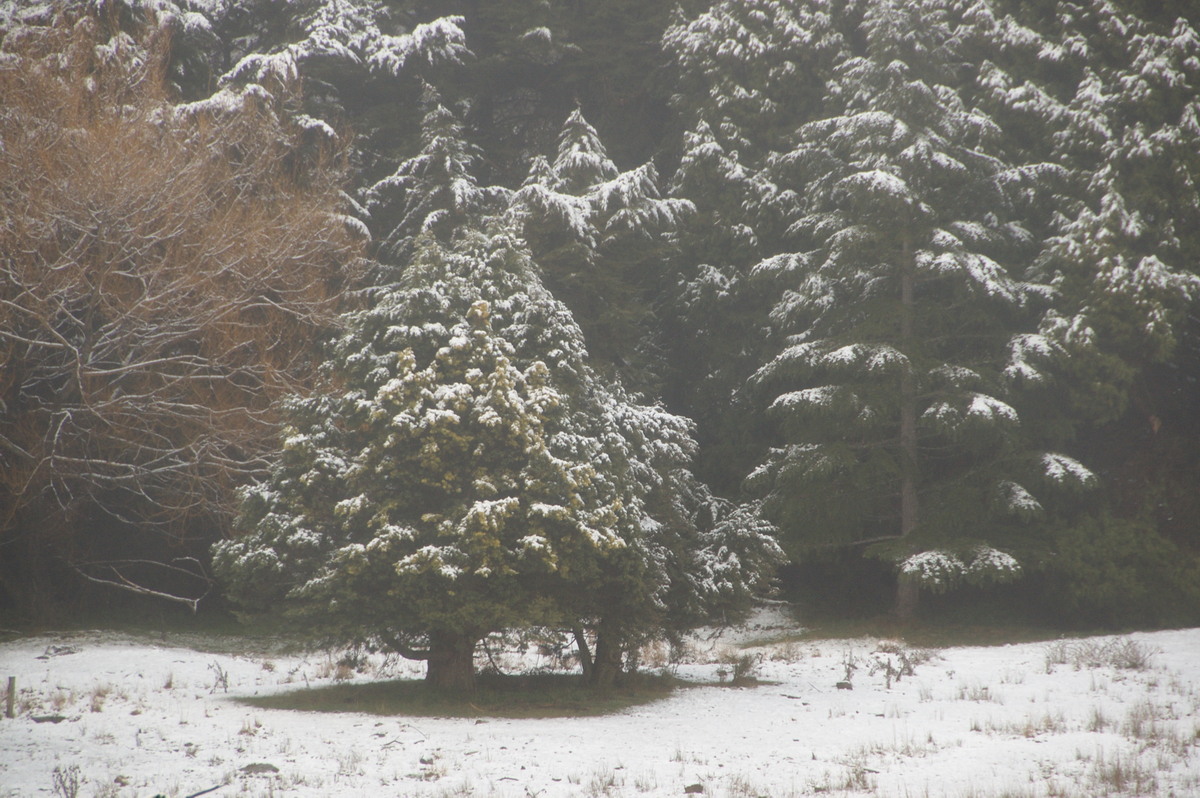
[[163, 0, 471, 95], [659, 118, 776, 492], [551, 377, 782, 686], [662, 0, 844, 165], [214, 229, 621, 691], [660, 0, 848, 492], [510, 109, 693, 383], [1039, 4, 1198, 418], [971, 0, 1200, 618], [417, 0, 683, 183], [214, 222, 780, 689], [364, 87, 509, 269], [742, 0, 1095, 616]]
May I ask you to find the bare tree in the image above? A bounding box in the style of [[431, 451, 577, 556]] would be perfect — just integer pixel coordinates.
[[0, 11, 364, 617]]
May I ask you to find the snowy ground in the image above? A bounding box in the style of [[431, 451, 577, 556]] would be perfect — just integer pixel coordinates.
[[2, 610, 1198, 798]]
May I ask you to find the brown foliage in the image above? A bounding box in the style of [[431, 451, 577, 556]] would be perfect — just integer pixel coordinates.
[[0, 11, 364, 616]]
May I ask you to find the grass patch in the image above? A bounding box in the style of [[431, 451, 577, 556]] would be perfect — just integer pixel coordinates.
[[239, 671, 683, 718], [1044, 637, 1158, 672], [743, 616, 1070, 649]]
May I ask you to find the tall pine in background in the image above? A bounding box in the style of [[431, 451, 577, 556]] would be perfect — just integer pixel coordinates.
[[662, 0, 1200, 621], [742, 0, 1097, 617], [660, 0, 846, 492], [971, 0, 1200, 623]]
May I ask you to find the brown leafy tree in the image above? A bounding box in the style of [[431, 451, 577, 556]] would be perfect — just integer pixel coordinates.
[[0, 12, 364, 618]]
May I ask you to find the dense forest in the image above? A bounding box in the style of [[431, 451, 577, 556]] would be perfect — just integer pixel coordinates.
[[2, 0, 1199, 682]]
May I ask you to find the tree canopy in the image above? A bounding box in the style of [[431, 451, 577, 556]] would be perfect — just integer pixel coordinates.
[[3, 0, 1199, 639]]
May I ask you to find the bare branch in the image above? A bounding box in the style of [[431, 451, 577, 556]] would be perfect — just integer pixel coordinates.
[[0, 11, 365, 613], [74, 564, 211, 614]]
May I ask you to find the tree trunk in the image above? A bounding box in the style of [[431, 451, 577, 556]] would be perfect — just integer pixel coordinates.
[[894, 576, 919, 622], [424, 630, 477, 693], [895, 232, 920, 622], [573, 627, 594, 682], [590, 626, 623, 689]]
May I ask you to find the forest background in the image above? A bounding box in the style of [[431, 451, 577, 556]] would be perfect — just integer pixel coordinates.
[[2, 0, 1199, 641]]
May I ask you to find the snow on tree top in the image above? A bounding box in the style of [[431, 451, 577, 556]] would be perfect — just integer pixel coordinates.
[[900, 551, 964, 589], [370, 17, 470, 75], [225, 50, 298, 86], [1004, 333, 1058, 384], [968, 547, 1021, 578], [902, 547, 1021, 590], [175, 84, 271, 118], [522, 27, 552, 44]]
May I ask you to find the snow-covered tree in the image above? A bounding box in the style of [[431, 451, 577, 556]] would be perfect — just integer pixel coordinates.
[[2, 0, 471, 108], [551, 379, 782, 686], [364, 87, 509, 269], [743, 0, 1097, 616], [471, 225, 780, 684], [657, 117, 777, 490], [453, 0, 680, 182], [658, 0, 852, 491], [190, 0, 469, 93], [12, 0, 1197, 630], [662, 0, 845, 168], [214, 230, 614, 691], [976, 0, 1200, 423], [962, 0, 1200, 619], [214, 221, 780, 690], [510, 109, 694, 382]]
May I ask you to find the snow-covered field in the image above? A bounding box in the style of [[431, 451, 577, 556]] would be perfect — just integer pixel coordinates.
[[2, 611, 1198, 798]]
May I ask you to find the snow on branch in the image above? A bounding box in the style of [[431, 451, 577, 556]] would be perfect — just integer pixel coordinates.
[[1042, 453, 1096, 488], [370, 17, 470, 75], [901, 547, 1021, 592]]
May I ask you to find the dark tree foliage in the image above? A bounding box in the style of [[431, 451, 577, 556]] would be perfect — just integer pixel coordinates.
[[2, 0, 1199, 630], [406, 0, 687, 183], [661, 0, 1200, 621]]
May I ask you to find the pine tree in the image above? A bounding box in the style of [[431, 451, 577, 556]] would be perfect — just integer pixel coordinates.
[[364, 87, 509, 269], [550, 377, 782, 686], [476, 225, 780, 685], [970, 0, 1200, 618], [510, 109, 693, 383], [440, 0, 681, 182], [659, 0, 849, 492], [993, 1, 1200, 423], [662, 0, 844, 165], [658, 118, 776, 492], [180, 0, 471, 93], [742, 0, 1096, 616]]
